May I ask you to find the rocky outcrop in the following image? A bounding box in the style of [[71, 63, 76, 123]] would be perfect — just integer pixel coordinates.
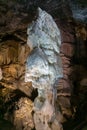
[[25, 8, 63, 130]]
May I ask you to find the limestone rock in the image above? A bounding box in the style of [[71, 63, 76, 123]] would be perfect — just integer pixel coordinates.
[[56, 15, 75, 118], [61, 43, 74, 57], [0, 68, 2, 80], [13, 97, 34, 130], [0, 40, 18, 65], [25, 8, 63, 130], [57, 79, 72, 95], [0, 38, 33, 96], [27, 8, 61, 51], [25, 8, 63, 89], [61, 29, 75, 43]]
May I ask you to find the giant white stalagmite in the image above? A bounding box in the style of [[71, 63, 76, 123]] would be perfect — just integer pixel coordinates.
[[25, 8, 63, 130]]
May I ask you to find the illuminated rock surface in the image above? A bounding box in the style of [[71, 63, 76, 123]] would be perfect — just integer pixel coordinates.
[[25, 8, 63, 130], [0, 68, 2, 80], [13, 97, 34, 130], [25, 8, 63, 87]]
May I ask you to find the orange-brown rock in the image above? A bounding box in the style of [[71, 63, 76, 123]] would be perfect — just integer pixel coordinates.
[[58, 102, 72, 118], [61, 30, 75, 43], [13, 97, 34, 130], [0, 68, 2, 80], [0, 39, 32, 95], [57, 79, 72, 95], [61, 43, 74, 57], [56, 17, 75, 119]]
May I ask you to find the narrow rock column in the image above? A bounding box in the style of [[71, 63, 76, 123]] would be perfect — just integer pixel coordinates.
[[25, 8, 63, 130]]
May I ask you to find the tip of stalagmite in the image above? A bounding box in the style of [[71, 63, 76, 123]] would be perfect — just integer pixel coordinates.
[[37, 7, 42, 13]]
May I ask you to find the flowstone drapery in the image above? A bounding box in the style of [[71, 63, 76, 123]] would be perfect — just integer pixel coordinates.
[[25, 8, 63, 130]]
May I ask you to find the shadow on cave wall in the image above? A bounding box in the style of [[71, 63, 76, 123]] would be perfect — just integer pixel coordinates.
[[63, 23, 87, 130]]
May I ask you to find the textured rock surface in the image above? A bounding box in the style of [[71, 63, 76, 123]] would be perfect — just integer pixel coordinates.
[[0, 40, 33, 96], [25, 8, 63, 130], [13, 97, 34, 130], [58, 49, 74, 117], [55, 15, 75, 118], [0, 68, 2, 80], [25, 8, 63, 86], [0, 36, 34, 129], [0, 0, 87, 130]]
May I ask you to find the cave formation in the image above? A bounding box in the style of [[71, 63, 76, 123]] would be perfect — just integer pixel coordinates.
[[0, 0, 87, 130]]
